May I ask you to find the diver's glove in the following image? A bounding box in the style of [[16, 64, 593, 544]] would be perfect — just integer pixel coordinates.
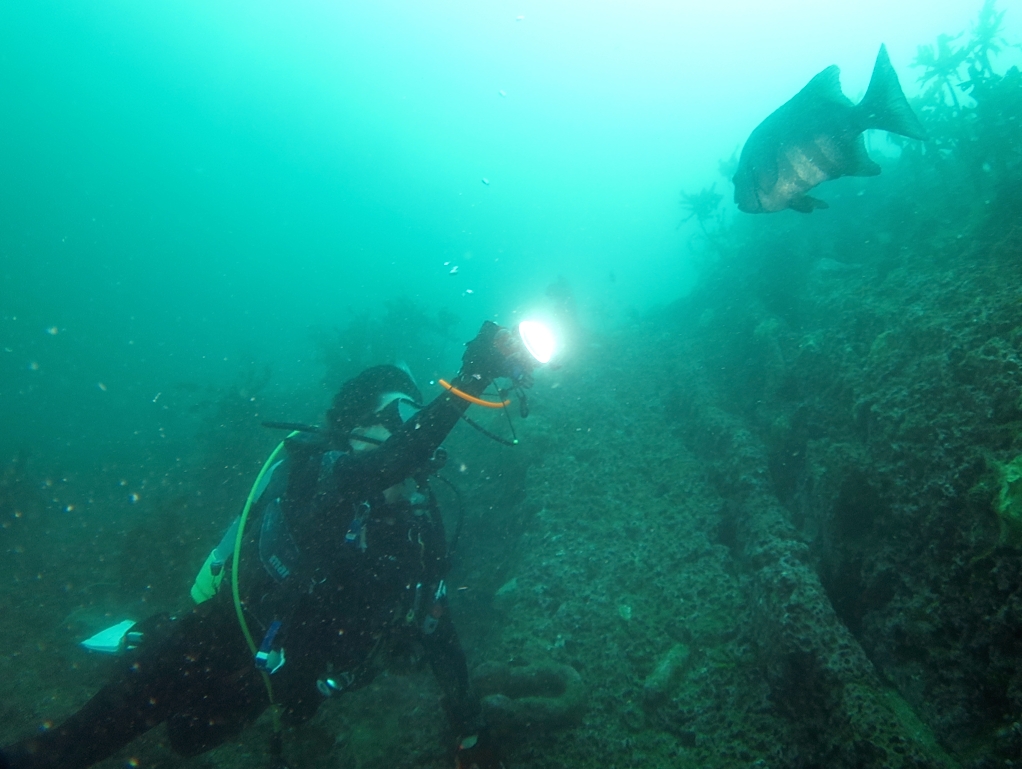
[[454, 730, 505, 769], [461, 321, 534, 387]]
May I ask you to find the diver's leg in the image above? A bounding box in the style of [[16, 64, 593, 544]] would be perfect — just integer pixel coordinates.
[[420, 601, 482, 736], [1, 612, 185, 769], [165, 662, 267, 757], [1, 604, 259, 769]]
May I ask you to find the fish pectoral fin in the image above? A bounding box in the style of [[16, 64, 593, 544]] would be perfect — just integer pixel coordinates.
[[849, 157, 882, 177], [789, 195, 829, 214]]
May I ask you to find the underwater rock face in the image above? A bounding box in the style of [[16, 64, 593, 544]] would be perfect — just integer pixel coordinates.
[[675, 401, 956, 768], [645, 48, 1022, 762], [993, 454, 1022, 545], [472, 661, 585, 732]]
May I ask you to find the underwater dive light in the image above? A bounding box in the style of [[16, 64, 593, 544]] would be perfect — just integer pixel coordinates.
[[518, 320, 556, 364]]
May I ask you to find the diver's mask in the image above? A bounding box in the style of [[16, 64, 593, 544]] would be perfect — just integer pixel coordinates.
[[373, 391, 421, 433], [349, 392, 447, 473]]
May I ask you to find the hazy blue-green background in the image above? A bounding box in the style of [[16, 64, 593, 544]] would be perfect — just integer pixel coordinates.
[[2, 0, 1019, 468]]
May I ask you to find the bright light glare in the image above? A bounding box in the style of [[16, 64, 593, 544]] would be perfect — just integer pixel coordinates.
[[518, 320, 556, 364]]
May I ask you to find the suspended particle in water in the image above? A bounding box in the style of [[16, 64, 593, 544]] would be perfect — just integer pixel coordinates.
[[97, 382, 107, 392], [46, 327, 58, 335], [129, 492, 140, 504], [449, 266, 459, 275], [481, 178, 490, 185], [29, 361, 39, 371], [498, 89, 507, 97]]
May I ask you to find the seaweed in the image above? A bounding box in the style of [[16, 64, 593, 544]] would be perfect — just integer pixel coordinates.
[[118, 495, 197, 608], [913, 1, 1009, 111], [968, 0, 1010, 78], [914, 32, 970, 111], [899, 1, 1021, 213], [0, 451, 39, 526], [678, 184, 723, 233], [312, 297, 460, 391], [179, 364, 282, 517]]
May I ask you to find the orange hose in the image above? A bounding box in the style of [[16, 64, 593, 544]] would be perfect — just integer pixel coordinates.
[[438, 379, 511, 409]]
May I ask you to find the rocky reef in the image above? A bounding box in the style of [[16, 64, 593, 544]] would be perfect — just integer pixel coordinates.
[[1, 6, 1020, 769]]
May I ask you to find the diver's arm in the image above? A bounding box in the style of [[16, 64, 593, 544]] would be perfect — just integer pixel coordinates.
[[329, 375, 483, 499], [333, 321, 526, 498]]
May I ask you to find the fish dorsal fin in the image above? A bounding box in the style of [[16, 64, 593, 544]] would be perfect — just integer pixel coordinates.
[[798, 65, 851, 107]]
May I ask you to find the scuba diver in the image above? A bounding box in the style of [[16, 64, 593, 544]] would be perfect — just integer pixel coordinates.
[[0, 320, 551, 769]]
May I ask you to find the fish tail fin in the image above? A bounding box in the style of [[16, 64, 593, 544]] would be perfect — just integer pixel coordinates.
[[857, 44, 928, 140]]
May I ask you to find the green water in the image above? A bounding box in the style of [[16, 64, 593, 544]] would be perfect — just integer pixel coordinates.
[[3, 1, 1016, 463], [3, 2, 1022, 768]]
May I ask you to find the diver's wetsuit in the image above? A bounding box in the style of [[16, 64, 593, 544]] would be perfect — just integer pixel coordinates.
[[2, 372, 491, 769]]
